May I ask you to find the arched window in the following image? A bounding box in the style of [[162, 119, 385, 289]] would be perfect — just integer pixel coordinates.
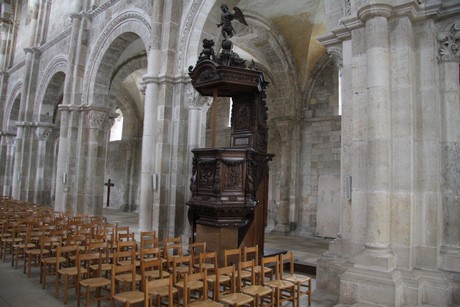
[[110, 108, 123, 141]]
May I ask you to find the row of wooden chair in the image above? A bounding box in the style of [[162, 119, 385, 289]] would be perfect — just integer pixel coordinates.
[[0, 197, 312, 306]]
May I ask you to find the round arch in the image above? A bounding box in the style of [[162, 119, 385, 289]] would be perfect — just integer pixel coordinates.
[[34, 55, 67, 122], [82, 9, 151, 107], [4, 82, 23, 132]]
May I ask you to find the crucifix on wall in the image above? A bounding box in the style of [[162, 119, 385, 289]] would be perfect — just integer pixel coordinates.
[[104, 179, 114, 207]]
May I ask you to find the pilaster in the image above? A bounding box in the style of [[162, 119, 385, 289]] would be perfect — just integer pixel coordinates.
[[272, 118, 294, 233]]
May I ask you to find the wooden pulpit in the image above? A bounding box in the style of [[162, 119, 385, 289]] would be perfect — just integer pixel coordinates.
[[187, 43, 273, 264]]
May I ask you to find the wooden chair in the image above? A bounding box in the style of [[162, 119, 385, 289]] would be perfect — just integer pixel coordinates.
[[111, 263, 145, 306], [224, 248, 251, 282], [116, 240, 140, 267], [260, 256, 295, 307], [140, 231, 157, 248], [200, 251, 230, 300], [40, 235, 65, 288], [172, 254, 193, 285], [144, 275, 178, 307], [87, 241, 112, 278], [55, 245, 80, 303], [11, 225, 34, 269], [141, 257, 170, 285], [24, 231, 47, 277], [188, 241, 206, 270], [239, 260, 274, 307], [77, 251, 111, 307], [216, 265, 254, 306], [1, 221, 21, 261], [163, 242, 183, 272], [183, 269, 224, 306], [243, 246, 272, 284], [280, 251, 312, 307]]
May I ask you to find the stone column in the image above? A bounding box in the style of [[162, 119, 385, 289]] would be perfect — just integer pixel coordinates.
[[139, 54, 159, 232], [83, 108, 112, 216], [33, 126, 52, 204], [184, 83, 210, 236], [139, 0, 164, 232], [353, 5, 395, 271], [437, 22, 460, 273], [273, 118, 294, 233], [0, 132, 16, 196], [54, 11, 84, 213]]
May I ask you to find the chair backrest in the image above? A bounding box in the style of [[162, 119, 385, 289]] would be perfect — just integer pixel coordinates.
[[215, 265, 236, 300], [224, 248, 241, 267], [172, 254, 192, 283], [238, 259, 255, 291], [189, 241, 206, 265], [141, 258, 165, 281], [111, 263, 137, 295], [40, 235, 62, 259], [140, 231, 156, 242], [243, 245, 259, 265], [280, 251, 295, 277], [183, 270, 208, 306], [140, 246, 161, 261], [77, 252, 102, 278], [163, 243, 183, 268], [199, 251, 218, 274], [116, 240, 137, 264], [260, 255, 279, 284], [144, 276, 173, 307]]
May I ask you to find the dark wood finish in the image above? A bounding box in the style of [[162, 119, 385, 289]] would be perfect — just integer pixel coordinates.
[[187, 54, 273, 256]]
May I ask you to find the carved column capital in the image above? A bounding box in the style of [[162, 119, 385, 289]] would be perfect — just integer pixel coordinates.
[[87, 109, 111, 130], [35, 126, 54, 141], [437, 22, 460, 62], [327, 46, 343, 69], [0, 131, 16, 146], [273, 118, 295, 143], [186, 83, 211, 109]]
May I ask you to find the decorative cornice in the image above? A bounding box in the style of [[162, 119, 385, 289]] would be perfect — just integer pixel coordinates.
[[357, 4, 392, 21], [437, 22, 460, 62], [318, 1, 460, 47], [23, 47, 41, 55], [39, 27, 72, 53]]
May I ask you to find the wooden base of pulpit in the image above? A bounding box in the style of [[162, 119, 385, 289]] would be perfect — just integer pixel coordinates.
[[196, 225, 238, 266]]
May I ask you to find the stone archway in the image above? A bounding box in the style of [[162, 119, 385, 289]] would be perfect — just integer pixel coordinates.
[[1, 93, 21, 196]]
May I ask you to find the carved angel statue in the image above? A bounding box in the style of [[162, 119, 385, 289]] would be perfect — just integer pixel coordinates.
[[217, 4, 248, 40]]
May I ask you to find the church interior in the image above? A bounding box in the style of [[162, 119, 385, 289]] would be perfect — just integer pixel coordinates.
[[0, 0, 459, 305]]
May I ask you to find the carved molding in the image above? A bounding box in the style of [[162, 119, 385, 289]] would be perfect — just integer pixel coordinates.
[[327, 47, 343, 69], [88, 110, 111, 130], [273, 118, 295, 142], [35, 127, 54, 141], [437, 22, 460, 62]]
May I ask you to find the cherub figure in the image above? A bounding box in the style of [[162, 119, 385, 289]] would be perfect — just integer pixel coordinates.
[[198, 38, 215, 62], [217, 4, 248, 40]]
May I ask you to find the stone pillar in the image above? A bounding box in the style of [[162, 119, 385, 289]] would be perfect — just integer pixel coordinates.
[[139, 53, 159, 232], [438, 22, 460, 274], [185, 83, 210, 236], [272, 118, 294, 233], [139, 0, 164, 232], [12, 47, 40, 200], [54, 11, 85, 213], [33, 125, 56, 205], [83, 108, 112, 216], [354, 5, 395, 270], [0, 132, 15, 196], [298, 118, 313, 236]]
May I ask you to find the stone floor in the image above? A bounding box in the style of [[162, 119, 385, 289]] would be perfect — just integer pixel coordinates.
[[0, 208, 339, 307]]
